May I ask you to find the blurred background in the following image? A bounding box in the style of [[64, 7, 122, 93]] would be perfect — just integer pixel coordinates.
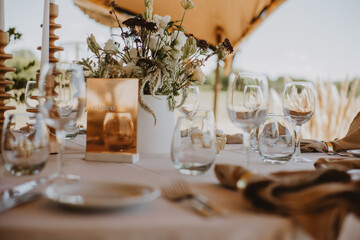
[[4, 0, 360, 139]]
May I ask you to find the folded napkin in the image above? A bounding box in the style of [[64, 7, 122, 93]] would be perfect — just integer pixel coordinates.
[[301, 112, 360, 153], [314, 157, 360, 171], [226, 133, 242, 144], [215, 164, 360, 240]]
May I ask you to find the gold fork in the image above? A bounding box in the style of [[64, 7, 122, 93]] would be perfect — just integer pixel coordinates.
[[162, 179, 228, 217]]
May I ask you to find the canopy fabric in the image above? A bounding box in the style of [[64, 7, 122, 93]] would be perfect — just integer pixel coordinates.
[[74, 0, 286, 51]]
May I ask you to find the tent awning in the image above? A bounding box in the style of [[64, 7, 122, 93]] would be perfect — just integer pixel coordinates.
[[74, 0, 286, 51]]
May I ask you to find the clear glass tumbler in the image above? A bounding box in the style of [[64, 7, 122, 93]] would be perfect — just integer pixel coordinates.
[[1, 113, 49, 176], [258, 114, 295, 164], [171, 110, 216, 175]]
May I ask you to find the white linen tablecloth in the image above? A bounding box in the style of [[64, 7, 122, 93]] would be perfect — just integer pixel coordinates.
[[0, 135, 359, 240]]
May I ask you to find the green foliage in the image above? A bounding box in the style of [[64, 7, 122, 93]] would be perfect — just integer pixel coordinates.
[[3, 27, 39, 103], [5, 50, 40, 103], [7, 27, 22, 43]]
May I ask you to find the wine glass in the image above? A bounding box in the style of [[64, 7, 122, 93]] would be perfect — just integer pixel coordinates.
[[1, 113, 49, 176], [25, 81, 39, 110], [38, 63, 86, 180], [171, 110, 216, 175], [227, 72, 268, 166], [178, 86, 200, 118], [283, 81, 316, 163]]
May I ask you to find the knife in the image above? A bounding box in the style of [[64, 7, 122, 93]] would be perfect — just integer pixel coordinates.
[[0, 175, 51, 202], [0, 191, 42, 213], [0, 173, 57, 213]]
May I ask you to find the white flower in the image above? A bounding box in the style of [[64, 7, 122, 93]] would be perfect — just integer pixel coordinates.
[[181, 0, 195, 10], [192, 67, 206, 84], [173, 30, 187, 51], [104, 39, 117, 52], [153, 14, 171, 29], [129, 48, 139, 59]]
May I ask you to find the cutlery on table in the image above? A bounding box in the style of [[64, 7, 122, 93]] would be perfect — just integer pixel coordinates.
[[0, 174, 58, 213], [162, 179, 228, 217]]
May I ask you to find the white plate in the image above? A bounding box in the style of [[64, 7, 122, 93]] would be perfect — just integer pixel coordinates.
[[347, 149, 360, 158], [44, 181, 160, 210]]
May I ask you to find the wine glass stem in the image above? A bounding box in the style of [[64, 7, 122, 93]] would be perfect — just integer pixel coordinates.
[[295, 124, 302, 158], [55, 129, 67, 177], [243, 130, 251, 167]]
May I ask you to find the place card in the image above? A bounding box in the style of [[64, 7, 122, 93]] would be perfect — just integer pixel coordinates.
[[85, 78, 139, 163]]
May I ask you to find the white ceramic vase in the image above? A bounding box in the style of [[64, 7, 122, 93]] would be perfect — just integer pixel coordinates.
[[137, 95, 175, 155]]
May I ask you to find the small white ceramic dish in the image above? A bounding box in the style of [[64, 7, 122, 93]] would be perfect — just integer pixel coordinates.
[[44, 181, 160, 210]]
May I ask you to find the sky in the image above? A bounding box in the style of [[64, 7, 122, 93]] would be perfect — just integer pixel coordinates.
[[3, 0, 360, 82]]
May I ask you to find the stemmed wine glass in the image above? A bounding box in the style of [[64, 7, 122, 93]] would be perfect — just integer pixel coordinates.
[[25, 81, 39, 110], [227, 72, 268, 166], [178, 86, 200, 118], [38, 63, 86, 180], [283, 81, 316, 163]]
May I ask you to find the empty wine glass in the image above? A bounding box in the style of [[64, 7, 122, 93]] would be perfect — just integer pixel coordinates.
[[38, 63, 86, 180], [1, 113, 49, 176], [227, 72, 268, 166], [283, 81, 316, 163], [171, 110, 216, 175], [178, 86, 200, 118], [25, 81, 39, 110]]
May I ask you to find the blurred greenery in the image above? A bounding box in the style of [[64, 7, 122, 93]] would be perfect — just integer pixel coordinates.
[[5, 28, 39, 103]]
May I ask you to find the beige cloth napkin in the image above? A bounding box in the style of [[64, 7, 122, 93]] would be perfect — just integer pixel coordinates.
[[314, 157, 360, 171], [225, 133, 242, 144], [301, 112, 360, 153], [215, 164, 360, 240]]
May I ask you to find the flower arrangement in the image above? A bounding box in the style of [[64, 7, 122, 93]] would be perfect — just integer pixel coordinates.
[[79, 0, 233, 122]]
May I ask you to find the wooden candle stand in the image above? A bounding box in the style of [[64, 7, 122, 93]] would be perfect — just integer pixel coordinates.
[[0, 30, 16, 147], [27, 2, 63, 114], [27, 3, 64, 153]]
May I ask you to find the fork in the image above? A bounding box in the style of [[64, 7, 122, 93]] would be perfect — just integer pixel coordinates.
[[162, 182, 211, 217], [162, 179, 228, 217]]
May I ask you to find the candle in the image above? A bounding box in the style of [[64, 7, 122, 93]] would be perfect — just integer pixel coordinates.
[[40, 0, 50, 68], [0, 0, 4, 32]]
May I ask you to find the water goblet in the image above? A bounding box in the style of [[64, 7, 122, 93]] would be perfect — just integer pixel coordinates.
[[227, 72, 268, 166], [38, 63, 86, 181], [283, 81, 316, 163], [258, 114, 295, 164], [178, 86, 200, 118], [25, 81, 39, 110], [171, 110, 216, 175], [1, 113, 49, 176]]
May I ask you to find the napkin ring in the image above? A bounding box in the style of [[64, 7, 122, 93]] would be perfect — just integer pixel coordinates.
[[324, 141, 335, 154]]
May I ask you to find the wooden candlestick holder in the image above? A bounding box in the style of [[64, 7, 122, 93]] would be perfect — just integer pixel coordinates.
[[27, 2, 64, 114], [0, 30, 16, 147], [27, 3, 64, 153]]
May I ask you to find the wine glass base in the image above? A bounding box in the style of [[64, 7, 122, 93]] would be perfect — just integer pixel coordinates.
[[293, 155, 313, 163]]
